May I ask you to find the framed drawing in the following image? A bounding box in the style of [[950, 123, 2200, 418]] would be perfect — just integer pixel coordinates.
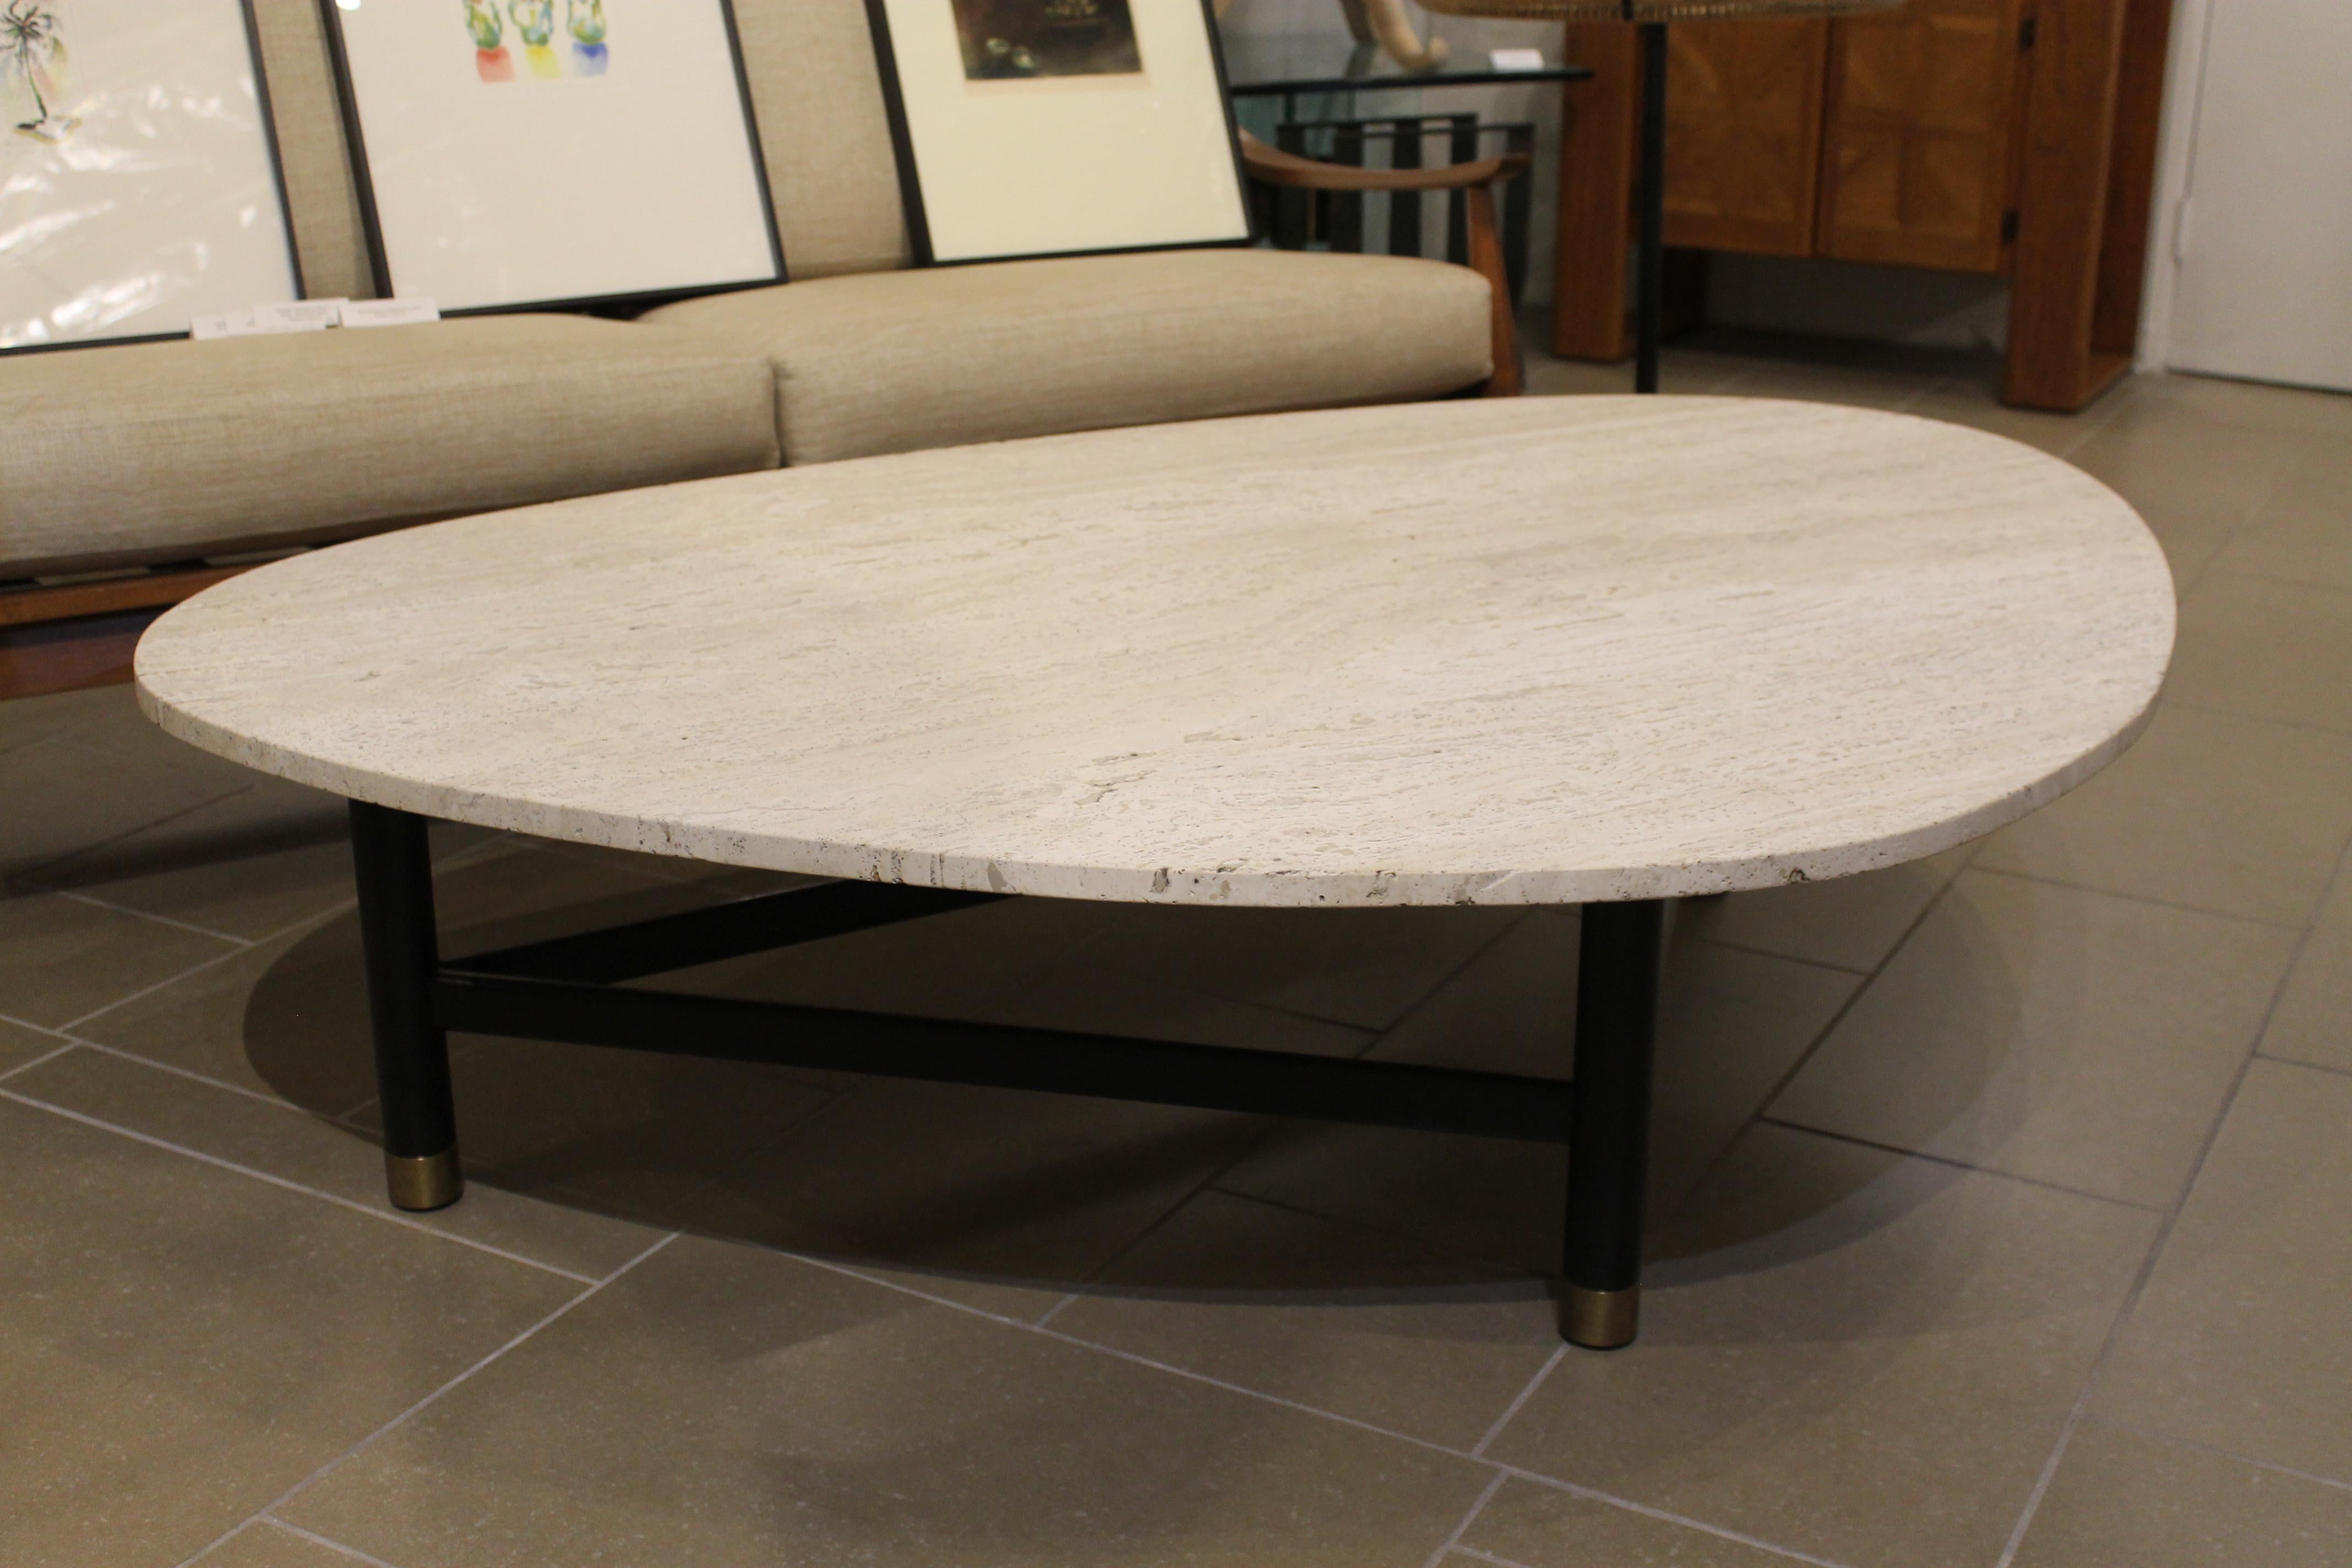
[[0, 0, 302, 354], [865, 0, 1253, 264], [319, 0, 783, 314]]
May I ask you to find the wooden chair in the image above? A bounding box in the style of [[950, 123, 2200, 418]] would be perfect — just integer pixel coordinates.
[[1239, 132, 1532, 396]]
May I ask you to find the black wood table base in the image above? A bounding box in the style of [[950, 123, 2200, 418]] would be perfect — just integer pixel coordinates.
[[348, 801, 1664, 1349]]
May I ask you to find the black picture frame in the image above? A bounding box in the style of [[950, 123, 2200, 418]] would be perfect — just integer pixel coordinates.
[[0, 0, 306, 357], [862, 0, 1256, 268], [314, 0, 787, 318]]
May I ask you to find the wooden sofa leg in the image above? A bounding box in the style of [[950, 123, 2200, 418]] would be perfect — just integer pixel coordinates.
[[1467, 183, 1523, 397]]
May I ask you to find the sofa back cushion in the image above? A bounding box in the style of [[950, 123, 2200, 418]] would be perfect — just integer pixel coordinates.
[[734, 0, 912, 277], [250, 0, 374, 301], [245, 0, 909, 302]]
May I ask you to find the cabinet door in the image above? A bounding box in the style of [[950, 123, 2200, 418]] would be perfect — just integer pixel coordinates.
[[1663, 18, 1833, 257], [1817, 0, 2031, 273]]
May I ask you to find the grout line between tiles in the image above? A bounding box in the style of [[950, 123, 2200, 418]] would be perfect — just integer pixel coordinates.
[[2160, 452, 2317, 603], [49, 886, 258, 946], [0, 1088, 603, 1284], [0, 1041, 74, 1085], [1990, 826, 2344, 1566], [1359, 910, 1545, 1062], [1030, 1291, 1082, 1329], [1013, 913, 1550, 1324], [11, 776, 260, 886], [1681, 932, 1872, 977], [56, 941, 274, 1035], [2079, 1413, 2352, 1496], [1446, 1548, 1536, 1568], [50, 894, 365, 1038], [61, 1035, 358, 1115], [1664, 861, 1969, 1218], [1753, 1118, 2168, 1212], [2162, 696, 2352, 743], [254, 1516, 409, 1568], [1488, 1466, 1857, 1568], [172, 1231, 679, 1568], [781, 1246, 1844, 1568], [2195, 564, 2352, 602], [1421, 1470, 1509, 1568], [1473, 1344, 1564, 1457], [2195, 557, 2352, 595], [1961, 862, 2312, 931], [2050, 384, 2135, 460], [2255, 1051, 2352, 1080]]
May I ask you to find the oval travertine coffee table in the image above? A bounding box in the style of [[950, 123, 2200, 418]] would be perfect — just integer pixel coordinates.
[[137, 396, 2175, 1348]]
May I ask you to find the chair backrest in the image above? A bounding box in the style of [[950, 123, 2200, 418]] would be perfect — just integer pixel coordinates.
[[247, 0, 912, 302]]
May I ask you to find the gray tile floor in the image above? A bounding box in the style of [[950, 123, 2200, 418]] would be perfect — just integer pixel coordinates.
[[6, 339, 2351, 1567]]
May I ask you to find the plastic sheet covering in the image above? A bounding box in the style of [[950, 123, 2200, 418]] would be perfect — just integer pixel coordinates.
[[1, 0, 298, 351]]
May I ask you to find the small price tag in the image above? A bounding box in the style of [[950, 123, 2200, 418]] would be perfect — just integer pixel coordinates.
[[253, 298, 349, 333], [189, 309, 260, 340], [341, 298, 442, 328], [1489, 47, 1546, 70]]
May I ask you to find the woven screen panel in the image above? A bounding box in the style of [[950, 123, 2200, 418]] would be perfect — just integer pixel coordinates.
[[1418, 0, 1904, 19]]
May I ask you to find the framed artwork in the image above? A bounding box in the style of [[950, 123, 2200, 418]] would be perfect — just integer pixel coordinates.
[[0, 0, 302, 354], [319, 0, 784, 314], [865, 0, 1253, 265]]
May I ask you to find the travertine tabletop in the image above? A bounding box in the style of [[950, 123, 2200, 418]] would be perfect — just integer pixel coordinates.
[[137, 397, 2175, 907]]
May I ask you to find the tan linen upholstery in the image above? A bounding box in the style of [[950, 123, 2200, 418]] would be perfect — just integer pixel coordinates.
[[0, 317, 780, 578], [248, 0, 375, 303], [731, 0, 911, 278], [644, 248, 1495, 465]]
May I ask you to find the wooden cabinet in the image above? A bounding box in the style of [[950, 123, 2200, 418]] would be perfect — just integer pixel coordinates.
[[1553, 0, 2176, 411], [1817, 0, 2032, 271], [1662, 18, 1830, 257]]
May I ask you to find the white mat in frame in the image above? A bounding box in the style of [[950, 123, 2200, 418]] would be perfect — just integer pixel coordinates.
[[869, 0, 1251, 264], [322, 0, 783, 313], [0, 0, 301, 352]]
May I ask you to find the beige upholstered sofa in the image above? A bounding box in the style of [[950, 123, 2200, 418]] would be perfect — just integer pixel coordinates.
[[0, 2, 1495, 593]]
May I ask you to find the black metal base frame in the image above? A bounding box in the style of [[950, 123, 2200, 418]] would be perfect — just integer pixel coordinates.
[[349, 802, 1663, 1348]]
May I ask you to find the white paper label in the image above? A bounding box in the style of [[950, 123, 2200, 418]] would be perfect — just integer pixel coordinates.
[[340, 298, 442, 329], [253, 299, 349, 333], [1489, 48, 1546, 70], [189, 310, 261, 340]]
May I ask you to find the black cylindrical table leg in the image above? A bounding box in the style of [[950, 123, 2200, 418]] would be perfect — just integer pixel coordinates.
[[1563, 897, 1664, 1348], [1635, 20, 1669, 396], [349, 801, 464, 1211]]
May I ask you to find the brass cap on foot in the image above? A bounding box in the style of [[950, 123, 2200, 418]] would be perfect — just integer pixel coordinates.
[[1562, 1284, 1640, 1349], [385, 1148, 464, 1212]]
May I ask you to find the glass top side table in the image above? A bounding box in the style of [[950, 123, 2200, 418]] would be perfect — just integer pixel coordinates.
[[1222, 29, 1592, 100]]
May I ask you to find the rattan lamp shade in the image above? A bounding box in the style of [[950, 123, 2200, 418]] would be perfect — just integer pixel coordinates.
[[1417, 1, 1902, 18]]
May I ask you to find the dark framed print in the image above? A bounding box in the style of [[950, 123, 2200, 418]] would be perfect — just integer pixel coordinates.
[[865, 0, 1252, 265], [319, 0, 783, 314], [1, 0, 302, 353]]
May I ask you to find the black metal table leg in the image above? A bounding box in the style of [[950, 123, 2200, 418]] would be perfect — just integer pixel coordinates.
[[1562, 898, 1664, 1348], [349, 802, 464, 1212]]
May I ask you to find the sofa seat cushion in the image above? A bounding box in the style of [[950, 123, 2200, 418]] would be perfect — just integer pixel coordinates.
[[641, 247, 1494, 465], [0, 315, 781, 578]]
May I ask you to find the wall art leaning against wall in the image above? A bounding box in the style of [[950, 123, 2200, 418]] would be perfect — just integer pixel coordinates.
[[0, 0, 301, 352], [323, 0, 783, 314], [868, 0, 1251, 264]]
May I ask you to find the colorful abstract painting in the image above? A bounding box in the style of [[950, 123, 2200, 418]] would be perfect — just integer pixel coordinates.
[[470, 0, 609, 83], [950, 0, 1142, 81], [2, 0, 79, 141]]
